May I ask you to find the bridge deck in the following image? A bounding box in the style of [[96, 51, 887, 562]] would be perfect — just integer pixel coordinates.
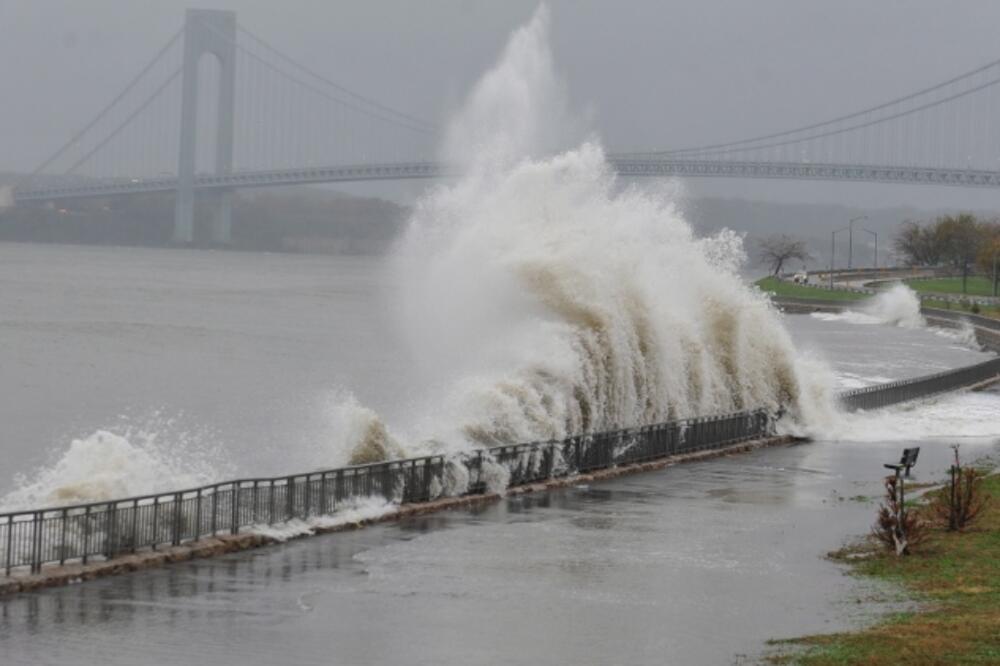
[[13, 158, 1000, 203]]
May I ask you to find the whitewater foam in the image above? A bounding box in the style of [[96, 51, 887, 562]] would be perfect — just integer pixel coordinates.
[[249, 497, 396, 542], [827, 391, 1000, 442], [809, 283, 984, 351], [0, 419, 229, 511], [811, 284, 924, 329]]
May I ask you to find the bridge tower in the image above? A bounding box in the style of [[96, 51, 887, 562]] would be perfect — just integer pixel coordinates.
[[174, 9, 236, 245]]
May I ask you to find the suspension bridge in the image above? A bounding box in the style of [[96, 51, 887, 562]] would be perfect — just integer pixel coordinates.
[[9, 8, 1000, 244]]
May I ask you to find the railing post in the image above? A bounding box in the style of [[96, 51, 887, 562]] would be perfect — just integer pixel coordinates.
[[252, 481, 259, 523], [385, 464, 394, 501], [286, 476, 295, 520], [30, 512, 41, 574], [151, 498, 159, 550], [304, 475, 311, 518], [172, 492, 182, 546], [269, 479, 276, 524], [131, 499, 139, 553], [211, 486, 218, 536], [476, 451, 484, 491], [231, 482, 240, 535], [319, 472, 328, 514], [59, 508, 68, 566], [423, 461, 433, 500], [82, 505, 91, 564], [5, 514, 12, 576], [195, 489, 202, 538], [106, 501, 117, 558], [403, 461, 413, 503]]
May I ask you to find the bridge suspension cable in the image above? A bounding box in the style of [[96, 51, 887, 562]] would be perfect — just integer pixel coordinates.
[[22, 28, 184, 183], [219, 28, 436, 136], [235, 24, 439, 134], [664, 72, 1000, 161], [641, 55, 1000, 161], [64, 68, 182, 175]]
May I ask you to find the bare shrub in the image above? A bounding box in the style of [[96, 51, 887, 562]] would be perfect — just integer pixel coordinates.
[[872, 475, 927, 556], [932, 445, 989, 531]]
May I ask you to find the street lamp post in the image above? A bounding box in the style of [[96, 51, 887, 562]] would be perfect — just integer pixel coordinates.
[[830, 226, 849, 288], [847, 215, 868, 270]]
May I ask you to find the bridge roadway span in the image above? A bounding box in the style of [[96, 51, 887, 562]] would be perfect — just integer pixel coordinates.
[[15, 158, 1000, 203]]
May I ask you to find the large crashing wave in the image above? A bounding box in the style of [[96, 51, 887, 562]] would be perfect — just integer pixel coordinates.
[[348, 7, 834, 463]]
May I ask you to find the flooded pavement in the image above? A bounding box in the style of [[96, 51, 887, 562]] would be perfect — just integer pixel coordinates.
[[2, 407, 997, 665]]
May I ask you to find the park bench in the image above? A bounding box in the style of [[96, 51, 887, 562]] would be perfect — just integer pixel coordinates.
[[884, 447, 920, 477]]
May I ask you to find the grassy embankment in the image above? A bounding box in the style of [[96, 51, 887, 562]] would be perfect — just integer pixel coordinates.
[[903, 276, 996, 298], [767, 474, 1000, 665], [754, 277, 868, 302]]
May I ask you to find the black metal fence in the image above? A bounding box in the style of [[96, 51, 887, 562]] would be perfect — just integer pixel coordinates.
[[5, 347, 998, 577], [1, 409, 773, 576], [839, 357, 1000, 411]]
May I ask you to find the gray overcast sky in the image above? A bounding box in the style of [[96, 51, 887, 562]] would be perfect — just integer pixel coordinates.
[[4, 0, 1000, 209]]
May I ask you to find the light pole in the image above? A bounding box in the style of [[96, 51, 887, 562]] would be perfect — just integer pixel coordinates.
[[993, 249, 999, 298], [830, 226, 849, 288], [848, 215, 868, 270], [863, 228, 878, 271]]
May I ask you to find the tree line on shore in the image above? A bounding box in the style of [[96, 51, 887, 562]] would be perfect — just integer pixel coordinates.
[[757, 213, 1000, 288], [894, 213, 1000, 291], [895, 213, 999, 272]]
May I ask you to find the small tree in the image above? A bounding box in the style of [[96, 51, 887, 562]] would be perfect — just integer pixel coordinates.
[[873, 475, 927, 556], [932, 445, 989, 531], [756, 234, 810, 276], [894, 219, 943, 266]]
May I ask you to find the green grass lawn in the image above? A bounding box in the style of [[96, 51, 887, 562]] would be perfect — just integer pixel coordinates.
[[903, 276, 998, 298], [767, 474, 1000, 665], [755, 276, 870, 302]]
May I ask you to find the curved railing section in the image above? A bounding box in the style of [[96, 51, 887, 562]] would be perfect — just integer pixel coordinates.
[[839, 357, 1000, 411]]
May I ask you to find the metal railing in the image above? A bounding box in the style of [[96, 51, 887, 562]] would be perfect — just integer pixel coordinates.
[[839, 357, 1000, 411], [5, 349, 998, 577], [1, 409, 773, 576]]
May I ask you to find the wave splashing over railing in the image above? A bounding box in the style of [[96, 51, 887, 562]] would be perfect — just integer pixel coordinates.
[[1, 425, 226, 512], [348, 7, 833, 463]]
